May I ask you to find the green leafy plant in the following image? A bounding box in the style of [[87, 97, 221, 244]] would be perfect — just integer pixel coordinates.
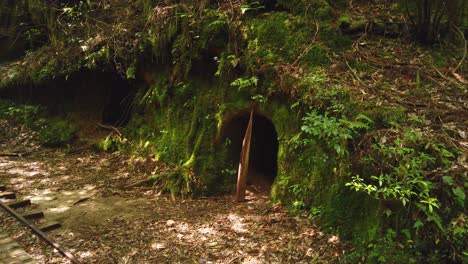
[[39, 120, 77, 147], [347, 129, 464, 262], [230, 76, 258, 90], [347, 130, 453, 214], [300, 111, 372, 157]]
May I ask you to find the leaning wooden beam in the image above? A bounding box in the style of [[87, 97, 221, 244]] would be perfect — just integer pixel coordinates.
[[0, 201, 80, 264], [235, 108, 254, 202]]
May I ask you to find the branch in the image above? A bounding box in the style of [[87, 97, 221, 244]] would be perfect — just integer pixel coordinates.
[[452, 26, 467, 73], [96, 122, 122, 136], [345, 58, 365, 86]]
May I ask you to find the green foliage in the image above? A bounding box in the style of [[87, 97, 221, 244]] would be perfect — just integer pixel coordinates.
[[149, 167, 196, 200], [347, 129, 465, 262], [363, 106, 409, 129], [39, 120, 76, 147], [348, 229, 417, 264], [95, 135, 131, 153], [0, 99, 47, 129], [302, 44, 331, 67], [338, 14, 351, 28], [276, 0, 333, 19], [347, 130, 455, 211], [300, 111, 372, 157], [348, 147, 436, 210], [230, 76, 258, 90], [244, 12, 325, 72], [309, 85, 355, 114]]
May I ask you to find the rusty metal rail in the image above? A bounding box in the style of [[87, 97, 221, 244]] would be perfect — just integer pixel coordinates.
[[0, 201, 81, 264]]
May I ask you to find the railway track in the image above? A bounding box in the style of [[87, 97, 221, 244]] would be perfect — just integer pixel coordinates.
[[0, 185, 80, 264]]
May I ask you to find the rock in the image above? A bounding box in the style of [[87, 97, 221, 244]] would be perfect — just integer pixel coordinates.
[[166, 219, 175, 227]]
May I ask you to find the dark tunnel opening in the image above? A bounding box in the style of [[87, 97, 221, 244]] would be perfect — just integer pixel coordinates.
[[223, 112, 279, 191], [101, 78, 132, 126]]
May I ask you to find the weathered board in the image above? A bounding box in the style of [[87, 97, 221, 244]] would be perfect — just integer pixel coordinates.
[[235, 108, 254, 202], [0, 228, 36, 263]]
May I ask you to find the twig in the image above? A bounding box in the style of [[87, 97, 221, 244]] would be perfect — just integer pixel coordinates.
[[66, 145, 92, 155], [432, 65, 460, 85], [73, 197, 91, 205], [452, 26, 467, 73], [344, 58, 365, 86], [96, 122, 122, 136], [292, 20, 320, 66], [125, 178, 153, 188]]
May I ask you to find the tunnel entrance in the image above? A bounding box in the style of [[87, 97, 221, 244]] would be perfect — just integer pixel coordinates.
[[223, 111, 279, 191], [101, 77, 132, 126]]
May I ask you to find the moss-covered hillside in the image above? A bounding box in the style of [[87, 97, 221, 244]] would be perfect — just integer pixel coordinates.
[[1, 0, 466, 263]]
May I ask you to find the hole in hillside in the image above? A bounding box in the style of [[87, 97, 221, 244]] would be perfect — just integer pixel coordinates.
[[223, 111, 278, 191], [102, 79, 132, 126]]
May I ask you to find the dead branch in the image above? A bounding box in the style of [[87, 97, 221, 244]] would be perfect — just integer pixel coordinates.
[[452, 26, 467, 73], [124, 178, 153, 188], [96, 122, 122, 136], [345, 58, 366, 86]]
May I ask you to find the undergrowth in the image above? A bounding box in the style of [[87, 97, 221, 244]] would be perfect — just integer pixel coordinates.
[[0, 99, 76, 147]]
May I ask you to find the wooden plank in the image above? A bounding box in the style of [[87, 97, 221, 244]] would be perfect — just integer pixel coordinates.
[[6, 200, 31, 209], [0, 248, 27, 258], [20, 211, 44, 220], [235, 108, 254, 202], [0, 237, 12, 245], [0, 192, 16, 199], [0, 241, 20, 251], [38, 222, 61, 232]]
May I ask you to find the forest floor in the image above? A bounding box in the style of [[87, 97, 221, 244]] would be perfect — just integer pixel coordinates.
[[0, 119, 349, 264]]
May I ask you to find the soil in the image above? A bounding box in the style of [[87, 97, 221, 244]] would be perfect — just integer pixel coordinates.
[[0, 120, 349, 264]]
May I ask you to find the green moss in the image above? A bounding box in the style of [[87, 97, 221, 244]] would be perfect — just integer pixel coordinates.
[[302, 44, 331, 66], [276, 0, 333, 19], [149, 166, 195, 200], [338, 14, 351, 28], [363, 106, 408, 129], [350, 58, 370, 72], [321, 23, 353, 51]]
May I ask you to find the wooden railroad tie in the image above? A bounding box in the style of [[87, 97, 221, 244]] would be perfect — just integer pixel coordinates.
[[21, 210, 44, 220], [0, 192, 16, 199], [6, 199, 31, 209], [0, 201, 79, 263], [38, 221, 62, 232]]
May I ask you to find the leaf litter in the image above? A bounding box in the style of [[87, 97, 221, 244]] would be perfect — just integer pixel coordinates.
[[0, 118, 349, 263]]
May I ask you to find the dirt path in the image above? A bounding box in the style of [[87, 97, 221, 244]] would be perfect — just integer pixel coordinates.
[[0, 122, 348, 263]]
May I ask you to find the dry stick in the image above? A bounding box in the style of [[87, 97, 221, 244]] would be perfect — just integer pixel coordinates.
[[0, 201, 81, 264], [96, 122, 122, 136], [235, 108, 254, 202], [292, 20, 320, 66], [345, 58, 365, 86], [452, 26, 467, 74], [432, 65, 461, 85]]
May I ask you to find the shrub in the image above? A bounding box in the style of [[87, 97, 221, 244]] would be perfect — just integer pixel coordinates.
[[39, 120, 76, 147]]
